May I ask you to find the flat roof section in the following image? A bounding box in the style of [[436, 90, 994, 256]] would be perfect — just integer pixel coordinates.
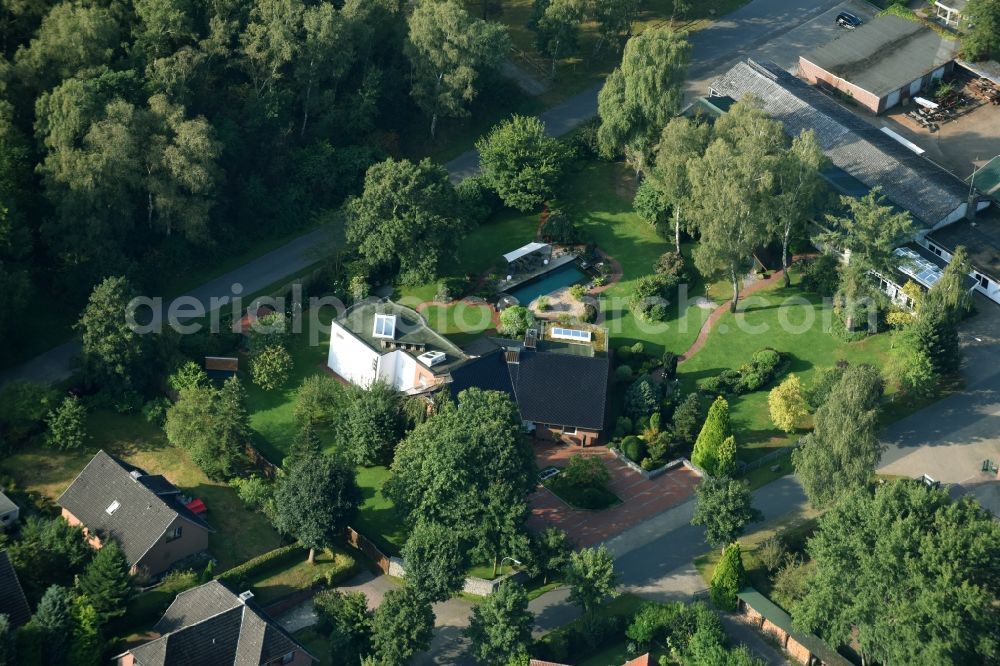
[[801, 15, 958, 97], [929, 209, 1000, 280]]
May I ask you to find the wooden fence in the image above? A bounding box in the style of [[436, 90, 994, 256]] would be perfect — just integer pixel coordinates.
[[345, 526, 391, 574]]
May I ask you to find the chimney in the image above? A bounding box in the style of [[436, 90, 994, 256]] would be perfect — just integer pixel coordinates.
[[965, 191, 978, 220], [129, 470, 142, 482], [238, 591, 254, 603], [505, 349, 520, 364], [523, 328, 537, 349]]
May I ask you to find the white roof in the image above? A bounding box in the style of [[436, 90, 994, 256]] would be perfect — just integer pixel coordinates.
[[503, 242, 550, 263]]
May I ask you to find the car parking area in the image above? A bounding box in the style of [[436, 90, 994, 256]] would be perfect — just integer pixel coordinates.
[[526, 443, 701, 547]]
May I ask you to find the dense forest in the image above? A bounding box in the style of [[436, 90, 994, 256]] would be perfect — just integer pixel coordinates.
[[0, 0, 519, 349]]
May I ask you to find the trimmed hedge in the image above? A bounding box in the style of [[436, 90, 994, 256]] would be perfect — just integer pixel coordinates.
[[216, 543, 304, 590], [702, 348, 786, 395]]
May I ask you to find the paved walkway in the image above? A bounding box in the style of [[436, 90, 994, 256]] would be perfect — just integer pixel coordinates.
[[527, 444, 701, 547]]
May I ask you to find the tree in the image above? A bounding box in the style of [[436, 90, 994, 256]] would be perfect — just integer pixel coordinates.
[[217, 376, 251, 452], [167, 361, 209, 395], [624, 375, 661, 420], [530, 0, 588, 77], [370, 588, 435, 666], [294, 375, 345, 427], [632, 178, 670, 231], [793, 481, 1000, 665], [565, 545, 618, 616], [792, 364, 884, 508], [768, 374, 808, 433], [386, 389, 536, 575], [346, 157, 465, 285], [251, 344, 293, 390], [272, 448, 359, 564], [344, 382, 405, 466], [75, 540, 132, 624], [401, 519, 468, 603], [241, 0, 302, 99], [477, 115, 566, 212], [888, 333, 938, 399], [821, 189, 915, 271], [0, 614, 15, 666], [46, 396, 88, 451], [30, 585, 74, 665], [466, 581, 533, 664], [962, 0, 1000, 61], [672, 392, 701, 446], [67, 596, 102, 666], [688, 101, 783, 312], [77, 276, 150, 393], [597, 27, 690, 176], [709, 542, 746, 611], [592, 0, 640, 54], [691, 396, 730, 476], [165, 386, 246, 480], [498, 305, 535, 336], [528, 527, 572, 585], [715, 435, 736, 478], [8, 517, 92, 604], [406, 0, 509, 138], [314, 589, 372, 664], [773, 130, 826, 286], [294, 2, 353, 136], [650, 116, 711, 253], [904, 301, 961, 378], [925, 245, 973, 321], [691, 477, 762, 550]]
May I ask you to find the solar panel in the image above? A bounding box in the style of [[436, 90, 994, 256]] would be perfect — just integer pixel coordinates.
[[551, 327, 592, 342], [894, 247, 943, 288]]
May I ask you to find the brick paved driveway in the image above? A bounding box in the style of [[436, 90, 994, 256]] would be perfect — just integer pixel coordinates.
[[527, 443, 701, 547]]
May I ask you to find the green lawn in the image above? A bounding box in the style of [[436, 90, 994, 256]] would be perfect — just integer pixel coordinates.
[[245, 547, 356, 606], [0, 411, 284, 571], [678, 271, 896, 459], [354, 466, 408, 556]]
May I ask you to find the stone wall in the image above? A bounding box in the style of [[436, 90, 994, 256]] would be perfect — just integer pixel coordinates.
[[608, 449, 704, 481], [388, 556, 528, 596]]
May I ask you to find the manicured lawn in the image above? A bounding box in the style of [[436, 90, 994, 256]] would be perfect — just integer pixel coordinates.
[[742, 449, 795, 490], [246, 547, 356, 606], [678, 271, 896, 459], [0, 411, 284, 571], [354, 466, 408, 556]]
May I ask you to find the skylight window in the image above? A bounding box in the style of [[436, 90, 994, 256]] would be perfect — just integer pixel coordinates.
[[106, 500, 121, 515], [551, 327, 592, 342], [372, 314, 396, 339]]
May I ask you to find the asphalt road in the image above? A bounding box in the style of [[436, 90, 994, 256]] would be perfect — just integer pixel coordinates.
[[0, 0, 859, 390]]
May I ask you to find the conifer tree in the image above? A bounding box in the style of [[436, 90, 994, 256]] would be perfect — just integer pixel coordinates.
[[710, 542, 746, 611], [692, 395, 730, 475], [76, 540, 133, 623]]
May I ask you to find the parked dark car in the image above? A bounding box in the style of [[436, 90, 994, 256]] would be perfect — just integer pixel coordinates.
[[836, 11, 863, 29]]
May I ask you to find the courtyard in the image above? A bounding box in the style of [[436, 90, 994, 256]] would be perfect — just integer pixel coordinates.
[[527, 443, 701, 547]]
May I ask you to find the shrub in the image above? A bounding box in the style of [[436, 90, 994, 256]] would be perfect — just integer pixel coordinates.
[[216, 544, 305, 590], [647, 431, 672, 462], [768, 374, 808, 433], [46, 396, 89, 451], [0, 380, 57, 449], [702, 369, 741, 395], [624, 376, 661, 420], [310, 551, 358, 588], [615, 364, 634, 382], [167, 361, 209, 395], [581, 303, 598, 323], [455, 174, 501, 224], [251, 345, 293, 390], [628, 274, 670, 322], [710, 543, 746, 611], [633, 178, 670, 228], [613, 416, 633, 438], [141, 397, 171, 426], [806, 362, 848, 409], [616, 345, 632, 360], [543, 208, 583, 245], [654, 252, 686, 283], [561, 454, 611, 490], [661, 351, 678, 380], [229, 475, 274, 513], [640, 457, 655, 471], [800, 254, 840, 297], [576, 487, 608, 510], [435, 277, 467, 303], [756, 536, 786, 574], [499, 306, 534, 336], [569, 284, 586, 301], [771, 558, 814, 611], [630, 342, 644, 355], [672, 393, 702, 446], [621, 436, 647, 464], [691, 396, 730, 475]]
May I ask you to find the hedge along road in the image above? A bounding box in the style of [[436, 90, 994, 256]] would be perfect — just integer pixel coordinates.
[[0, 0, 849, 389]]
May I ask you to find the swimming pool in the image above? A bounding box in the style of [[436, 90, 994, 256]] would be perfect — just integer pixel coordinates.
[[507, 264, 585, 304]]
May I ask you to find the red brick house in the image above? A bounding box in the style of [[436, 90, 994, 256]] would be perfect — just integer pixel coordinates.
[[115, 581, 316, 665], [58, 451, 213, 580]]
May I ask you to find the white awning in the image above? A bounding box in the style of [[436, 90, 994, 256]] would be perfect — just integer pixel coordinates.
[[503, 242, 551, 263]]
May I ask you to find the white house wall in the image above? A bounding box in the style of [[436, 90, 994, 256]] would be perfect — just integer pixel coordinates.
[[920, 237, 1000, 305], [328, 322, 380, 387]]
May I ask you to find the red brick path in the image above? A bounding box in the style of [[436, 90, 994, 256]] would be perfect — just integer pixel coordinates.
[[527, 443, 701, 547]]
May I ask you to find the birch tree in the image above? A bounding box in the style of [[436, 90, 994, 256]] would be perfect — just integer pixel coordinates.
[[406, 0, 509, 138], [597, 27, 690, 177], [774, 129, 826, 286], [650, 116, 710, 253]]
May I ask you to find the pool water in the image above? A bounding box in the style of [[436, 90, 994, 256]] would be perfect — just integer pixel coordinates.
[[508, 264, 585, 304]]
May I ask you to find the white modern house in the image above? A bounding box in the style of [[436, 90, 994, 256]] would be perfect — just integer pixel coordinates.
[[327, 300, 467, 394]]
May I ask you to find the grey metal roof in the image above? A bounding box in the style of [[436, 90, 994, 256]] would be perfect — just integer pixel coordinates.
[[710, 59, 968, 228], [57, 451, 212, 567], [0, 550, 31, 628], [801, 15, 958, 97], [127, 581, 316, 666]]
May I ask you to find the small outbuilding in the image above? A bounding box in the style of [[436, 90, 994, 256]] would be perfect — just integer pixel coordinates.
[[799, 15, 959, 113]]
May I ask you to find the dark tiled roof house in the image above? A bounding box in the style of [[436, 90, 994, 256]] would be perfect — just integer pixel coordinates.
[[58, 451, 213, 579], [0, 550, 31, 628], [448, 335, 610, 446], [116, 581, 316, 666]]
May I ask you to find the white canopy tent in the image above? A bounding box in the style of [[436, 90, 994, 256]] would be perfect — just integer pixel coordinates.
[[503, 242, 551, 264]]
